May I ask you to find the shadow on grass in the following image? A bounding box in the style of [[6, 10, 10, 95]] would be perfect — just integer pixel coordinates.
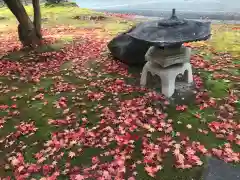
[[2, 42, 66, 61]]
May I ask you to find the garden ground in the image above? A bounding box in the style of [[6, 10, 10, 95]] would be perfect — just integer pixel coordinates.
[[0, 4, 239, 180]]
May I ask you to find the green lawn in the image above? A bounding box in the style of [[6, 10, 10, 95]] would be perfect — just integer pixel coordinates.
[[0, 4, 239, 180]]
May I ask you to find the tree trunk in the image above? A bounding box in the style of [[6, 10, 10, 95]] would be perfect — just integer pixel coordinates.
[[3, 0, 40, 47], [32, 0, 42, 39]]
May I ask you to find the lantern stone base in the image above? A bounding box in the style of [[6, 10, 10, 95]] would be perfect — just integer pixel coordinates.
[[145, 45, 191, 67], [140, 61, 193, 97]]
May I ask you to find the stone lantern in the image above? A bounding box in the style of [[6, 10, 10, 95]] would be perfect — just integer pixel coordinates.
[[127, 9, 211, 97]]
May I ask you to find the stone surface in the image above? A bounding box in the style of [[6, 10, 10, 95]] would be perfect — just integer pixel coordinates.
[[73, 15, 106, 21], [171, 81, 196, 104], [140, 61, 193, 97], [145, 45, 191, 67], [107, 26, 151, 66], [203, 158, 240, 180]]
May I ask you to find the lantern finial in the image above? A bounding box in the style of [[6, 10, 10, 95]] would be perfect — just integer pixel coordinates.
[[172, 8, 176, 18]]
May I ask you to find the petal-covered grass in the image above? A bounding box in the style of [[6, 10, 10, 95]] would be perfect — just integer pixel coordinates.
[[0, 5, 239, 180]]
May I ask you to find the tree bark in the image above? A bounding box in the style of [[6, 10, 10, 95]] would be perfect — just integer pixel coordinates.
[[32, 0, 42, 39], [3, 0, 41, 47]]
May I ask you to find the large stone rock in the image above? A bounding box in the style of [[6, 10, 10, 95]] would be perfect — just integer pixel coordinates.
[[203, 158, 240, 180], [107, 26, 151, 66]]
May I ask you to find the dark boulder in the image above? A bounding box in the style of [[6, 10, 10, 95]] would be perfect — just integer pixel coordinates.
[[107, 26, 151, 66], [203, 158, 240, 180]]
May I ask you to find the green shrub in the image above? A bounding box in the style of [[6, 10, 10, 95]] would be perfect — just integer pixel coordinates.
[[45, 1, 78, 7]]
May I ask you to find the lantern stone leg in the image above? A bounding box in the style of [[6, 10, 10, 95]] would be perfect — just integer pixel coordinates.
[[161, 76, 175, 98], [184, 64, 193, 83], [140, 65, 148, 86], [140, 61, 193, 98]]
